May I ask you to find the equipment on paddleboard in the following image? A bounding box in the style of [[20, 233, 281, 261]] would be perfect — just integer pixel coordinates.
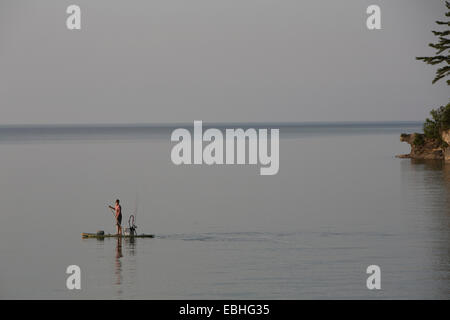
[[125, 214, 137, 236], [82, 232, 154, 239]]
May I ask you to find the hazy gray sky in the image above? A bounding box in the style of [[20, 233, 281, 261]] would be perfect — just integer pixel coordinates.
[[0, 0, 448, 124]]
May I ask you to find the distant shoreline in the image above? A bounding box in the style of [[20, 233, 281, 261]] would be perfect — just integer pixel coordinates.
[[0, 121, 422, 130], [0, 121, 422, 144]]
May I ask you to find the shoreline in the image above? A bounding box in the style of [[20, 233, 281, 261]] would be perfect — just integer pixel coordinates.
[[397, 132, 450, 160]]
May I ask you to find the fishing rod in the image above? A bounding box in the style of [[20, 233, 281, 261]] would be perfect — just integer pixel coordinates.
[[107, 205, 117, 220], [105, 205, 118, 235], [133, 193, 138, 225]]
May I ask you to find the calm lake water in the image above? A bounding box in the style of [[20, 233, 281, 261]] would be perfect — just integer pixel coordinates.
[[1, 122, 449, 299]]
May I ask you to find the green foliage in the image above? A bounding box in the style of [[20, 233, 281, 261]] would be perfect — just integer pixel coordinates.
[[416, 1, 450, 85], [423, 118, 440, 139], [417, 2, 450, 147], [423, 103, 450, 143], [413, 134, 425, 146]]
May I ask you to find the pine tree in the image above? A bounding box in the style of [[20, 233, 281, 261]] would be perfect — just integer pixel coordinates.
[[416, 1, 450, 85]]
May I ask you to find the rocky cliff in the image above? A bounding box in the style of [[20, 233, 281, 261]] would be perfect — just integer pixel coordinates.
[[397, 130, 450, 160]]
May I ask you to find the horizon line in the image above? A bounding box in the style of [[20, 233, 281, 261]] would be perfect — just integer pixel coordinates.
[[0, 120, 423, 128]]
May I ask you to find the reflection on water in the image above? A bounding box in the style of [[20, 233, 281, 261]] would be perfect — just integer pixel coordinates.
[[410, 159, 444, 170], [401, 159, 450, 298], [127, 237, 136, 256], [111, 237, 139, 298], [427, 161, 450, 298], [115, 237, 123, 287]]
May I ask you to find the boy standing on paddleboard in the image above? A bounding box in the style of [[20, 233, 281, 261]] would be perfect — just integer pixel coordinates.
[[109, 199, 122, 236]]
